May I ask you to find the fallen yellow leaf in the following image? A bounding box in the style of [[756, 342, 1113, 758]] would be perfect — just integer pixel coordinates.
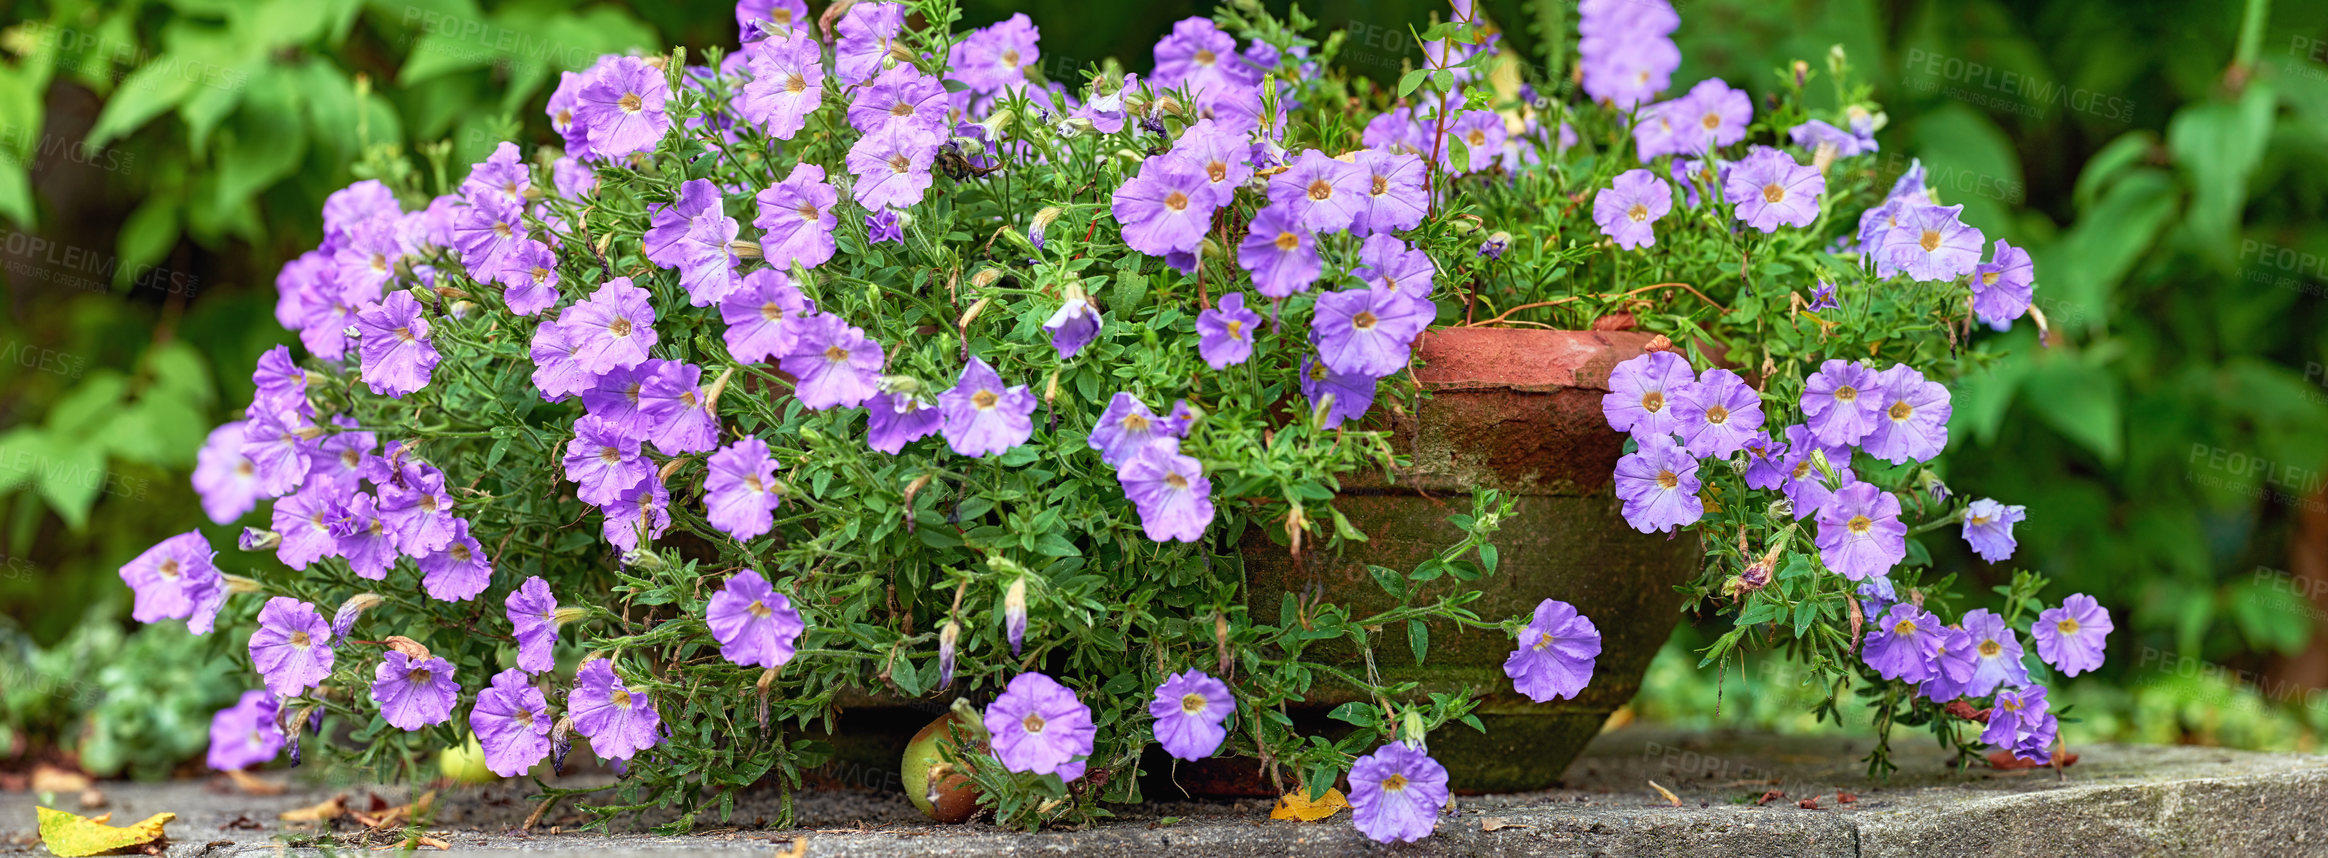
[[1269, 788, 1351, 822], [35, 807, 174, 857]]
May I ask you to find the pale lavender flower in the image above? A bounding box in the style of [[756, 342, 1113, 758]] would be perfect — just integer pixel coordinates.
[[1118, 438, 1214, 543], [2034, 594, 2111, 676], [737, 33, 824, 140], [1860, 364, 1951, 464], [1613, 433, 1703, 533], [780, 313, 884, 410], [564, 277, 658, 376], [373, 650, 458, 730], [848, 63, 950, 136], [983, 672, 1096, 779], [705, 569, 807, 669], [867, 391, 943, 454], [720, 269, 814, 363], [353, 291, 439, 397], [1972, 239, 2035, 328], [507, 576, 561, 674], [1239, 205, 1322, 298], [1961, 498, 2027, 563], [1351, 148, 1427, 236], [1593, 168, 1673, 250], [639, 361, 720, 456], [1300, 354, 1376, 428], [194, 421, 264, 524], [834, 2, 906, 86], [570, 659, 662, 761], [471, 668, 551, 777], [1266, 149, 1365, 234], [1961, 608, 2030, 697], [1043, 297, 1104, 359], [1504, 599, 1601, 702], [1196, 291, 1261, 369], [1312, 285, 1432, 378], [1801, 359, 1881, 448], [754, 163, 841, 271], [938, 357, 1036, 457], [120, 531, 224, 631], [417, 518, 491, 602], [563, 415, 651, 507], [250, 597, 334, 698], [1600, 351, 1696, 439], [1348, 743, 1449, 843], [1862, 602, 1941, 683], [704, 437, 782, 541], [845, 123, 939, 210], [1877, 203, 1984, 282], [574, 56, 671, 159], [1672, 368, 1765, 458], [1724, 147, 1824, 232], [206, 690, 282, 771], [1148, 669, 1234, 761], [1814, 481, 1906, 581]]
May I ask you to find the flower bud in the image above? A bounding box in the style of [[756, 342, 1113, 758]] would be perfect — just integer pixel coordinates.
[[1028, 206, 1063, 250], [621, 548, 668, 571], [552, 715, 576, 773], [239, 529, 281, 552], [1004, 577, 1028, 657], [1400, 709, 1428, 750], [383, 635, 433, 661], [332, 593, 385, 640], [970, 268, 1004, 290], [1812, 141, 1839, 175], [1793, 59, 1809, 89], [1055, 116, 1095, 137], [731, 240, 763, 260], [552, 606, 589, 628], [1808, 449, 1839, 485], [223, 573, 263, 594], [703, 366, 736, 415], [938, 620, 961, 688]]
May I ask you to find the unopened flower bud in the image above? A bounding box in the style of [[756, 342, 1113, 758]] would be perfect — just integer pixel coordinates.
[[222, 573, 263, 594], [1812, 141, 1839, 175], [621, 548, 668, 571], [1400, 709, 1428, 750], [1029, 206, 1062, 250], [938, 620, 961, 688], [1793, 59, 1809, 89], [1809, 449, 1839, 485], [1042, 370, 1060, 406], [552, 606, 589, 627], [552, 716, 575, 772], [703, 365, 735, 415], [731, 240, 763, 260], [1055, 116, 1095, 137], [1004, 577, 1028, 657], [970, 268, 1004, 290], [239, 529, 281, 552], [332, 593, 385, 640]]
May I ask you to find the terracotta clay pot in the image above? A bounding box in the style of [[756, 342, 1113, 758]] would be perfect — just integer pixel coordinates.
[[1213, 327, 1701, 794]]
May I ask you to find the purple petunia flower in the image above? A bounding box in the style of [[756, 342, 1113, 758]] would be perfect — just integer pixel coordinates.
[[1862, 602, 1942, 683], [721, 269, 814, 363], [507, 576, 561, 674], [470, 668, 551, 777], [1112, 154, 1221, 257], [738, 32, 824, 139], [1043, 296, 1104, 358], [1973, 239, 2035, 329], [1266, 149, 1365, 234], [848, 64, 949, 136], [352, 291, 439, 397], [704, 437, 782, 541], [1351, 149, 1428, 236], [497, 240, 562, 316], [250, 597, 335, 698], [1593, 168, 1673, 251], [565, 277, 658, 376], [781, 313, 884, 410], [1724, 147, 1824, 232], [1196, 292, 1261, 369], [866, 208, 904, 245], [574, 56, 670, 159], [570, 659, 662, 761], [846, 124, 940, 210], [1919, 626, 1978, 702], [949, 13, 1039, 94], [1877, 202, 1984, 282], [705, 569, 807, 669], [983, 672, 1096, 780], [273, 489, 345, 570], [1446, 110, 1507, 174], [1312, 285, 1432, 378], [1789, 118, 1877, 157], [1348, 743, 1450, 843], [372, 649, 459, 731], [206, 690, 283, 771], [639, 361, 720, 456], [2013, 711, 2059, 764], [1613, 433, 1704, 533], [331, 493, 399, 580], [938, 357, 1036, 457], [1675, 78, 1751, 153], [868, 390, 943, 454], [417, 518, 492, 602], [834, 2, 906, 86], [1742, 430, 1790, 489], [1169, 119, 1256, 199], [644, 179, 741, 307], [754, 163, 841, 271], [377, 463, 456, 556], [121, 531, 226, 633], [1960, 608, 2031, 697], [1861, 364, 1951, 464], [1239, 205, 1322, 298], [553, 156, 597, 198], [240, 406, 313, 499], [1671, 368, 1764, 458], [1088, 392, 1188, 467], [194, 422, 263, 524], [1301, 354, 1377, 428], [1801, 359, 1881, 448], [564, 415, 651, 507], [1806, 278, 1840, 312], [1981, 684, 2049, 750], [1814, 482, 1906, 581], [1504, 598, 1602, 702], [527, 320, 592, 402], [1119, 438, 1214, 543], [600, 478, 671, 553], [1577, 0, 1679, 109], [581, 359, 659, 441], [1961, 498, 2027, 563], [1601, 351, 1696, 440], [2033, 594, 2112, 676], [738, 0, 809, 43], [1149, 669, 1234, 761]]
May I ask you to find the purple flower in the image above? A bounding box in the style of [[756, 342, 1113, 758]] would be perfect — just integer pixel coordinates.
[[1088, 392, 1185, 467], [1504, 599, 1601, 702], [1788, 118, 1877, 157], [528, 320, 592, 401], [1348, 743, 1449, 843], [1724, 147, 1824, 232], [868, 391, 943, 453], [704, 437, 782, 541], [1613, 433, 1703, 533], [1801, 359, 1881, 448], [983, 672, 1096, 780], [331, 493, 398, 580], [1577, 0, 1679, 109], [1593, 168, 1673, 250], [2013, 712, 2059, 764], [753, 163, 841, 271], [497, 240, 562, 316], [1973, 239, 2035, 328], [737, 0, 808, 43], [1981, 684, 2049, 749], [1671, 368, 1764, 458], [706, 569, 806, 669], [1312, 285, 1432, 378], [1196, 292, 1261, 369], [2034, 594, 2112, 676], [601, 478, 671, 552], [1877, 203, 1984, 282], [241, 407, 313, 499], [1266, 149, 1365, 234], [1151, 17, 1257, 105], [1862, 602, 1942, 683], [939, 357, 1036, 457], [1112, 154, 1221, 257], [1919, 626, 1978, 701], [781, 313, 884, 410], [1806, 279, 1840, 312], [352, 291, 439, 397], [1446, 110, 1507, 174], [273, 489, 345, 570], [574, 56, 670, 159], [1961, 608, 2030, 697], [846, 124, 939, 210], [570, 659, 661, 761], [471, 668, 551, 777], [581, 360, 659, 440], [1861, 364, 1951, 464], [553, 156, 596, 198], [121, 531, 225, 632], [721, 269, 814, 363], [1148, 669, 1234, 761], [1043, 296, 1104, 358], [1168, 119, 1255, 198], [565, 277, 658, 376], [1961, 498, 2026, 563], [194, 422, 264, 524], [331, 218, 407, 298], [507, 576, 561, 674], [1814, 482, 1905, 581], [377, 463, 455, 556], [737, 33, 824, 139], [640, 361, 720, 456], [1119, 438, 1214, 543], [834, 2, 906, 86], [848, 63, 949, 136], [418, 518, 492, 602], [949, 13, 1039, 93], [1742, 430, 1789, 489], [1676, 78, 1751, 153], [206, 690, 282, 771], [250, 597, 335, 698], [1600, 351, 1696, 439], [1780, 425, 1855, 520], [866, 208, 904, 244], [372, 649, 458, 730], [564, 415, 651, 507], [1300, 354, 1376, 428], [1238, 205, 1322, 298], [1351, 149, 1427, 236], [644, 179, 741, 307]]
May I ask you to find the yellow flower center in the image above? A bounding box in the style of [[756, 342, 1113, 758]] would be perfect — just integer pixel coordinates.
[[1382, 773, 1409, 791], [1892, 618, 1917, 635], [617, 93, 642, 114], [1274, 231, 1299, 251], [608, 318, 632, 337], [1656, 470, 1678, 490], [1979, 640, 2002, 657], [1164, 190, 1190, 212], [1165, 472, 1189, 490], [1889, 400, 1914, 421], [290, 631, 311, 648], [972, 389, 998, 409], [1371, 175, 1388, 195], [1022, 712, 1046, 733], [824, 345, 847, 362], [748, 599, 771, 618], [1706, 404, 1729, 424], [1919, 230, 1942, 252], [1761, 184, 1785, 203], [1848, 515, 1872, 535], [1307, 179, 1333, 201], [2058, 618, 2080, 635], [1640, 391, 1665, 412], [1180, 693, 1207, 715], [1834, 386, 1858, 403], [1628, 203, 1649, 222]]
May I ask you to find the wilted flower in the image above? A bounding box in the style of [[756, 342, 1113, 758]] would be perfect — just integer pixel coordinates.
[[1004, 576, 1029, 657]]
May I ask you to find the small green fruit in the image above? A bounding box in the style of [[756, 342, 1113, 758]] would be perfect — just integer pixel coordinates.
[[439, 736, 496, 784], [902, 712, 983, 823]]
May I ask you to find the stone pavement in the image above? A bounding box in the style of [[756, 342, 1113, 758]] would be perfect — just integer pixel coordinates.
[[4, 727, 2326, 857]]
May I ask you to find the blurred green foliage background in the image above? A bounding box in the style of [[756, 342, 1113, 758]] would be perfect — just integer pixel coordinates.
[[2, 0, 2326, 775]]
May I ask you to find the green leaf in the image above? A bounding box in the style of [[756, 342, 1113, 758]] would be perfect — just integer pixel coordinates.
[[86, 61, 198, 149], [2166, 82, 2276, 261], [1396, 68, 1427, 98], [212, 66, 305, 213], [1406, 619, 1428, 665], [35, 438, 107, 531], [1326, 701, 1378, 727], [1327, 508, 1368, 542], [114, 198, 181, 291], [2021, 353, 2124, 464]]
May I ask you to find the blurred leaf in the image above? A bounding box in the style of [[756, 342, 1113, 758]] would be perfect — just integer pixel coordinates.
[[85, 59, 198, 149], [34, 440, 106, 531], [114, 198, 181, 291], [2166, 81, 2276, 264], [2021, 352, 2123, 464], [212, 66, 306, 213]]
